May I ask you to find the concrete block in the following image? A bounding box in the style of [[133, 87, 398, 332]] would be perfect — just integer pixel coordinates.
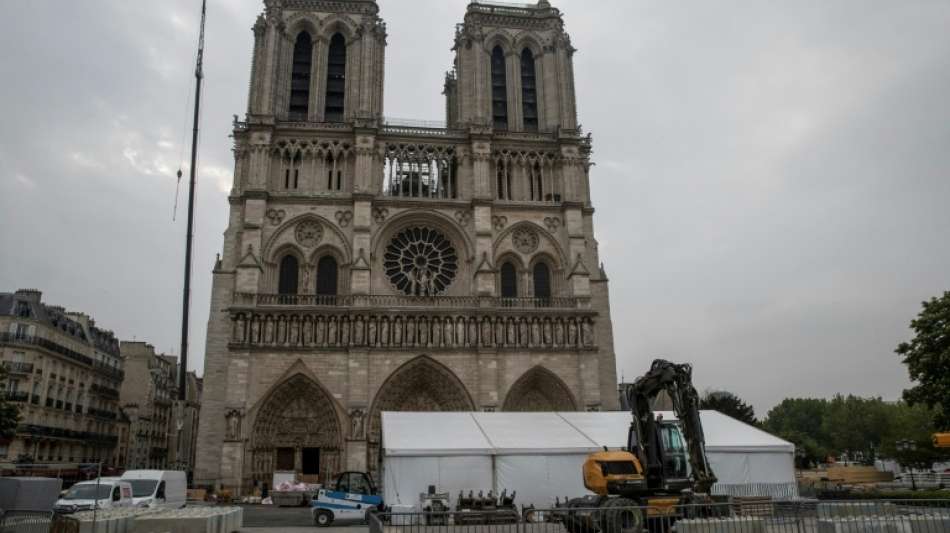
[[907, 515, 950, 533], [817, 517, 905, 533], [817, 503, 897, 519], [676, 517, 764, 533], [135, 506, 243, 533]]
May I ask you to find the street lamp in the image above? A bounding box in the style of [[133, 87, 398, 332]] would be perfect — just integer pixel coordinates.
[[896, 439, 918, 491]]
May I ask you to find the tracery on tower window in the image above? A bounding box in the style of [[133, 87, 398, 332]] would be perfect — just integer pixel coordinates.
[[383, 143, 458, 199], [520, 48, 538, 132], [492, 149, 560, 203], [271, 139, 352, 194], [289, 32, 313, 119], [491, 46, 508, 130], [325, 33, 347, 122]]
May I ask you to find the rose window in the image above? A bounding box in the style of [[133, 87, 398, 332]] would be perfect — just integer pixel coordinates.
[[384, 227, 458, 296]]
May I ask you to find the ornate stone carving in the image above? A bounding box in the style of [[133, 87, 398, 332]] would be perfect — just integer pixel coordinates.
[[349, 408, 366, 439], [454, 210, 472, 227], [225, 409, 243, 441], [384, 227, 459, 296], [544, 217, 561, 232], [372, 207, 389, 224], [295, 220, 324, 247], [266, 209, 286, 226], [335, 210, 353, 228], [512, 227, 540, 254], [492, 215, 508, 231]]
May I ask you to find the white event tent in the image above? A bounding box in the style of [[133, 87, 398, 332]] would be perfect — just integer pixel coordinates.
[[380, 410, 797, 510]]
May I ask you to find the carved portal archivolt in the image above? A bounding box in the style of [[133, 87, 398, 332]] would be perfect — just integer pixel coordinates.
[[248, 374, 343, 485], [502, 366, 578, 412]]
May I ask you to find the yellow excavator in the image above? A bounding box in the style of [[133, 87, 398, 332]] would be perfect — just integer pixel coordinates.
[[935, 433, 950, 448], [557, 360, 722, 533]]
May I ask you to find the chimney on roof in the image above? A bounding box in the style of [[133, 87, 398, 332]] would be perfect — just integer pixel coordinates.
[[15, 289, 42, 303]]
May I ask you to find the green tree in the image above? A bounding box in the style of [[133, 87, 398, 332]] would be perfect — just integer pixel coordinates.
[[0, 364, 22, 439], [897, 291, 950, 429], [822, 395, 890, 463], [878, 402, 950, 470], [700, 390, 757, 425], [763, 398, 831, 465]]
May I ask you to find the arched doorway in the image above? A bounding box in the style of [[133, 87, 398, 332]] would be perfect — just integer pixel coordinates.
[[367, 356, 475, 476], [248, 374, 343, 489], [502, 366, 578, 412]]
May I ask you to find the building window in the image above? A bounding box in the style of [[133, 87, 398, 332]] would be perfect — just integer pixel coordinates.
[[529, 162, 544, 202], [521, 48, 538, 131], [289, 32, 313, 119], [491, 46, 508, 130], [315, 256, 339, 297], [533, 262, 552, 301], [278, 255, 299, 296], [496, 161, 512, 201], [500, 262, 518, 299], [325, 33, 347, 122], [325, 153, 343, 191]]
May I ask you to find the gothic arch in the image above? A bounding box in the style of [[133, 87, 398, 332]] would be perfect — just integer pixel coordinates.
[[372, 209, 476, 262], [367, 355, 476, 444], [502, 365, 578, 412], [317, 14, 359, 44], [262, 213, 353, 264], [483, 31, 515, 54], [284, 13, 321, 41], [513, 34, 544, 59], [247, 368, 345, 486], [493, 221, 568, 268]]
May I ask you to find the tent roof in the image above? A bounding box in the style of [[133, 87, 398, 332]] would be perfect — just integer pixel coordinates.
[[382, 411, 793, 457]]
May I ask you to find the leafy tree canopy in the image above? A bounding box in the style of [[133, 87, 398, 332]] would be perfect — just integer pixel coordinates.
[[897, 291, 950, 429], [700, 390, 757, 426]]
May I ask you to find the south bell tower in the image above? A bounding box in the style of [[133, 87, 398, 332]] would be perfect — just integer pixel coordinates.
[[196, 0, 618, 495]]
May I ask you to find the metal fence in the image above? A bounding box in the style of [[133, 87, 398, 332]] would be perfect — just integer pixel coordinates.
[[369, 499, 950, 533], [0, 510, 55, 533]]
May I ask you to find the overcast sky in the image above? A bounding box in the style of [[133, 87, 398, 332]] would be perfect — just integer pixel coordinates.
[[1, 0, 948, 416]]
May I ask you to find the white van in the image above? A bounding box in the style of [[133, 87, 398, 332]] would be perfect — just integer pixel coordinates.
[[120, 470, 187, 509], [54, 478, 134, 513]]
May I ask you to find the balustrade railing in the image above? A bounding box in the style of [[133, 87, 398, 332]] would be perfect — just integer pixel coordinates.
[[2, 361, 34, 374], [235, 293, 588, 310], [2, 391, 29, 403]]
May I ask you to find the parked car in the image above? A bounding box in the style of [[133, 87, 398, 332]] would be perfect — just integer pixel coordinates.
[[54, 478, 133, 514], [120, 470, 187, 509]]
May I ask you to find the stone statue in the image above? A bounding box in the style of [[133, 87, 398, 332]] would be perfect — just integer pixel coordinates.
[[568, 320, 578, 346], [226, 410, 242, 441], [481, 319, 492, 346], [349, 409, 366, 439], [354, 317, 365, 346], [381, 319, 390, 346], [543, 321, 552, 346], [432, 319, 442, 347], [328, 319, 338, 346], [444, 318, 454, 347], [494, 320, 504, 346], [531, 320, 541, 347], [507, 320, 517, 345], [393, 319, 403, 346], [519, 319, 529, 347], [555, 321, 564, 346], [406, 318, 416, 346], [581, 320, 594, 347], [419, 319, 429, 347], [467, 319, 477, 347], [341, 318, 351, 346], [316, 319, 326, 346], [368, 318, 378, 347]]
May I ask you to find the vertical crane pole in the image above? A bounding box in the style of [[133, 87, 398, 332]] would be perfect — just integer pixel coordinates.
[[180, 0, 206, 401]]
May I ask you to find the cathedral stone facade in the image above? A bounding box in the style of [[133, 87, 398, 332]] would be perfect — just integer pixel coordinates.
[[195, 0, 618, 494]]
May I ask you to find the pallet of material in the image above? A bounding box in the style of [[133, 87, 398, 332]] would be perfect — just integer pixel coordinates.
[[825, 466, 893, 484], [732, 496, 774, 517]]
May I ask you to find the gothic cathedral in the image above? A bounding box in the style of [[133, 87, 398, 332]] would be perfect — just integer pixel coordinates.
[[195, 0, 618, 494]]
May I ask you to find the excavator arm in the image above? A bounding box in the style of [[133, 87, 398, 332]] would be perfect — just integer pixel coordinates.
[[625, 360, 717, 494]]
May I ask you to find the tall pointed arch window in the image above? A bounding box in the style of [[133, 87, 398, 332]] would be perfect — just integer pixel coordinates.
[[533, 262, 551, 302], [491, 46, 508, 130], [325, 33, 347, 122], [500, 262, 518, 300], [316, 255, 339, 297], [521, 48, 538, 131], [278, 255, 299, 296], [289, 32, 313, 119]]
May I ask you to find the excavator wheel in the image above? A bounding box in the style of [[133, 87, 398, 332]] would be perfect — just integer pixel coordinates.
[[600, 498, 643, 533]]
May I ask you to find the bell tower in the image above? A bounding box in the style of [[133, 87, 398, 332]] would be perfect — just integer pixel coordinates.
[[248, 0, 386, 123], [446, 0, 577, 132]]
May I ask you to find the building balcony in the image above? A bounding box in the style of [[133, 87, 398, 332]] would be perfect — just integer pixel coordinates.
[[16, 424, 120, 445], [0, 333, 124, 380], [90, 383, 121, 400], [2, 361, 34, 374], [88, 408, 118, 420], [2, 391, 29, 403]]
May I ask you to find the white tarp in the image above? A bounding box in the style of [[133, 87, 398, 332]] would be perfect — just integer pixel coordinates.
[[380, 410, 797, 509]]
